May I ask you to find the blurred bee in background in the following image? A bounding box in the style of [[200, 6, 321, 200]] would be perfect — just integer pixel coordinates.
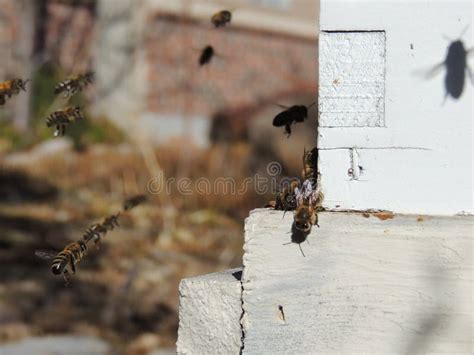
[[211, 10, 232, 28], [82, 223, 108, 249], [35, 240, 88, 285], [46, 106, 84, 137], [0, 78, 30, 105], [199, 45, 215, 66], [272, 102, 315, 138], [101, 213, 120, 231], [123, 194, 147, 211], [54, 71, 94, 98]]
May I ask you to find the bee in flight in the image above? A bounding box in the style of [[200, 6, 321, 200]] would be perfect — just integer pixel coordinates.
[[199, 45, 215, 66], [211, 10, 232, 28], [54, 71, 94, 98], [35, 241, 88, 285], [123, 194, 147, 211], [35, 194, 147, 284], [46, 106, 84, 137], [82, 223, 108, 249], [0, 78, 30, 105], [272, 102, 315, 138]]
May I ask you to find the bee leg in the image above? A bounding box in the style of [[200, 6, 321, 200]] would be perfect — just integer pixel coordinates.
[[285, 124, 292, 138], [63, 273, 71, 286], [298, 244, 306, 257], [466, 65, 473, 84]]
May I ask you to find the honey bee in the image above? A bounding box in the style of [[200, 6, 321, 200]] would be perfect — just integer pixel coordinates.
[[35, 240, 88, 284], [272, 103, 315, 138], [54, 71, 93, 98], [0, 78, 30, 105], [199, 45, 215, 66], [301, 147, 318, 185], [274, 180, 300, 212], [211, 10, 232, 28], [282, 179, 323, 256], [294, 202, 319, 234], [293, 179, 322, 234], [35, 195, 147, 284], [45, 106, 83, 137]]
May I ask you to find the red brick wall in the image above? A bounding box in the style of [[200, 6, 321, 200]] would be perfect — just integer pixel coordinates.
[[44, 1, 95, 73], [146, 14, 317, 117], [2, 3, 317, 129]]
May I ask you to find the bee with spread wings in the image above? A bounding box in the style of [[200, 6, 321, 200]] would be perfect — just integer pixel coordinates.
[[272, 103, 315, 138]]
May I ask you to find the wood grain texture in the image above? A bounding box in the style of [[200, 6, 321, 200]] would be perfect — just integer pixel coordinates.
[[177, 268, 243, 355], [242, 209, 473, 354]]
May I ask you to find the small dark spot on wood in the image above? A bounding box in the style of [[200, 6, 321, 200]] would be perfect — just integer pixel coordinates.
[[362, 212, 370, 218], [416, 216, 424, 222], [278, 305, 285, 322], [375, 211, 394, 221]]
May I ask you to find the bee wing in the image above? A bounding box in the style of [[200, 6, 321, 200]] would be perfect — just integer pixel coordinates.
[[412, 62, 445, 80], [272, 111, 290, 127], [425, 62, 446, 79], [272, 103, 289, 110], [35, 249, 58, 261]]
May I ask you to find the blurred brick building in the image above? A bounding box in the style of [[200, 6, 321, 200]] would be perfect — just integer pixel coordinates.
[[1, 0, 318, 146]]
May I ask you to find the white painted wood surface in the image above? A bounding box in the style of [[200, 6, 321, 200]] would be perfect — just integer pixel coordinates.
[[318, 0, 473, 215], [177, 268, 243, 355], [241, 209, 473, 354]]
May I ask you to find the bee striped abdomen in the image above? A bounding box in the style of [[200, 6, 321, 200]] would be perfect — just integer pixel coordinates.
[[46, 111, 69, 127], [55, 72, 94, 98], [50, 241, 87, 276]]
